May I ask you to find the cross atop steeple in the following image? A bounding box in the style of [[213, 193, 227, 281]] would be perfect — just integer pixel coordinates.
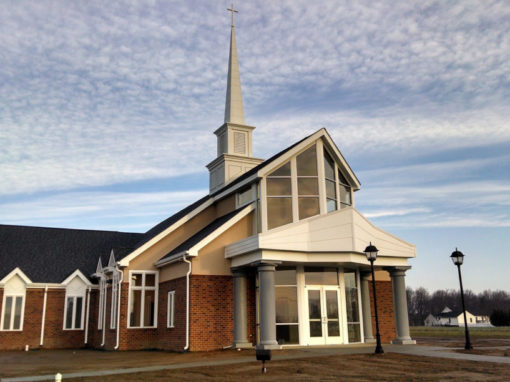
[[227, 3, 238, 27]]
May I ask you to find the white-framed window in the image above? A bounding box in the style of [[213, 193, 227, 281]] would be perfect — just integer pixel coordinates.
[[1, 295, 25, 331], [63, 275, 87, 330], [1, 272, 28, 331], [64, 295, 84, 330], [167, 291, 175, 328], [128, 271, 158, 328], [110, 272, 119, 329]]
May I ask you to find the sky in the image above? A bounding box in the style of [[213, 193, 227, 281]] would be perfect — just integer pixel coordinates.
[[1, 1, 509, 293]]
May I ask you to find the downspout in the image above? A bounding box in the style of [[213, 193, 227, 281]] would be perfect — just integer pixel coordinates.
[[114, 268, 124, 350], [39, 286, 48, 347], [84, 287, 91, 344], [101, 275, 107, 347], [183, 255, 191, 351]]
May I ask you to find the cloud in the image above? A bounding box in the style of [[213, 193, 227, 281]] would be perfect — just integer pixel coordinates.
[[0, 189, 208, 232]]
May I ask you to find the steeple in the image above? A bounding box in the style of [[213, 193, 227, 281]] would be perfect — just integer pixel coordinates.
[[224, 6, 245, 125], [206, 4, 263, 194]]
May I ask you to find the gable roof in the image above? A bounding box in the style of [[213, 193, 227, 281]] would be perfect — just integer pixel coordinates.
[[157, 206, 249, 263], [120, 134, 314, 264], [120, 128, 361, 265], [0, 225, 143, 283]]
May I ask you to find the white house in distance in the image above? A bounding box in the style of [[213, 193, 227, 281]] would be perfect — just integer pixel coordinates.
[[424, 307, 491, 327]]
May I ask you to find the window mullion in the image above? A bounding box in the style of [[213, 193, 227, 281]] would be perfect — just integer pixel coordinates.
[[72, 296, 77, 329], [290, 158, 298, 222]]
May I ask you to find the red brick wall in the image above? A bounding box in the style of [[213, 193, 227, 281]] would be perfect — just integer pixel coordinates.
[[84, 278, 188, 351], [0, 288, 88, 350], [189, 275, 234, 351], [368, 280, 396, 343], [246, 273, 257, 345]]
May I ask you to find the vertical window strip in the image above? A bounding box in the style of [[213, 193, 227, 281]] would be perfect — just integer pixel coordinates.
[[167, 291, 175, 328], [323, 149, 337, 212], [110, 273, 118, 329]]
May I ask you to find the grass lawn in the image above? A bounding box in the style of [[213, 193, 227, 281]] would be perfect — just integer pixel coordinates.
[[411, 326, 510, 338]]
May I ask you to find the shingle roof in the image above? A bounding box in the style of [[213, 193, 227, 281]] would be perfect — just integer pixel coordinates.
[[158, 207, 246, 262], [0, 225, 143, 283]]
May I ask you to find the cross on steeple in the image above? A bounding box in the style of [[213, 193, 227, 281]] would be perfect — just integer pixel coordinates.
[[227, 3, 238, 27]]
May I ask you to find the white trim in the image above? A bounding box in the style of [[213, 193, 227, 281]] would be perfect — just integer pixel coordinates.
[[119, 198, 215, 267], [154, 204, 254, 267], [167, 291, 175, 328], [97, 276, 105, 330], [127, 270, 159, 329], [0, 267, 32, 285], [108, 250, 116, 268], [183, 256, 191, 351], [62, 269, 93, 286], [40, 286, 48, 346], [110, 271, 119, 329], [114, 269, 124, 350]]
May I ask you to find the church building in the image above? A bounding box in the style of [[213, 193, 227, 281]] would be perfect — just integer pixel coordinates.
[[0, 11, 416, 351]]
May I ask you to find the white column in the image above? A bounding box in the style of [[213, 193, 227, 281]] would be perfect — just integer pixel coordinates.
[[388, 267, 416, 345], [232, 269, 252, 348], [257, 263, 279, 349], [360, 272, 375, 343]]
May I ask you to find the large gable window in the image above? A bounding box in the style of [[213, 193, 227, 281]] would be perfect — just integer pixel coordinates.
[[263, 141, 354, 231], [129, 271, 158, 328], [267, 162, 293, 230]]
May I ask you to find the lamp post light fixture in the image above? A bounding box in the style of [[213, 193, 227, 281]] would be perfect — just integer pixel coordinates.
[[364, 242, 384, 354], [450, 248, 473, 350]]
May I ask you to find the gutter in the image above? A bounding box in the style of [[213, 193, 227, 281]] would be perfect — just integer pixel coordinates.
[[183, 255, 191, 351], [39, 286, 48, 347], [114, 267, 124, 350]]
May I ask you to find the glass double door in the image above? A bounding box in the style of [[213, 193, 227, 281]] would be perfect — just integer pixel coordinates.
[[306, 286, 343, 345]]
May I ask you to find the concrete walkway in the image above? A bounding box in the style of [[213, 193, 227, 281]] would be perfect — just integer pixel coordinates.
[[2, 344, 509, 382], [390, 344, 510, 364]]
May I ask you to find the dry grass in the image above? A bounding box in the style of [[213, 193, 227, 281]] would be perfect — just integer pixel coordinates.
[[70, 353, 510, 381], [410, 326, 510, 338]]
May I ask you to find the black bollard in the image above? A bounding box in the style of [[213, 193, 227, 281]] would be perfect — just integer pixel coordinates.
[[256, 348, 271, 374]]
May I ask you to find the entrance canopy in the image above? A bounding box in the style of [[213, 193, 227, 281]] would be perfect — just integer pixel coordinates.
[[226, 207, 416, 268]]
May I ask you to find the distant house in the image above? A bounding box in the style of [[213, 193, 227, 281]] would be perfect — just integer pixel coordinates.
[[424, 307, 485, 327]]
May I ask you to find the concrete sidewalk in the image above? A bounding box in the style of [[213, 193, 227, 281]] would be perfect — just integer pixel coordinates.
[[2, 344, 509, 382]]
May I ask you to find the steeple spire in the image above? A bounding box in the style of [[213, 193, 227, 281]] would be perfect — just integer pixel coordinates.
[[224, 3, 245, 125], [207, 4, 263, 193]]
